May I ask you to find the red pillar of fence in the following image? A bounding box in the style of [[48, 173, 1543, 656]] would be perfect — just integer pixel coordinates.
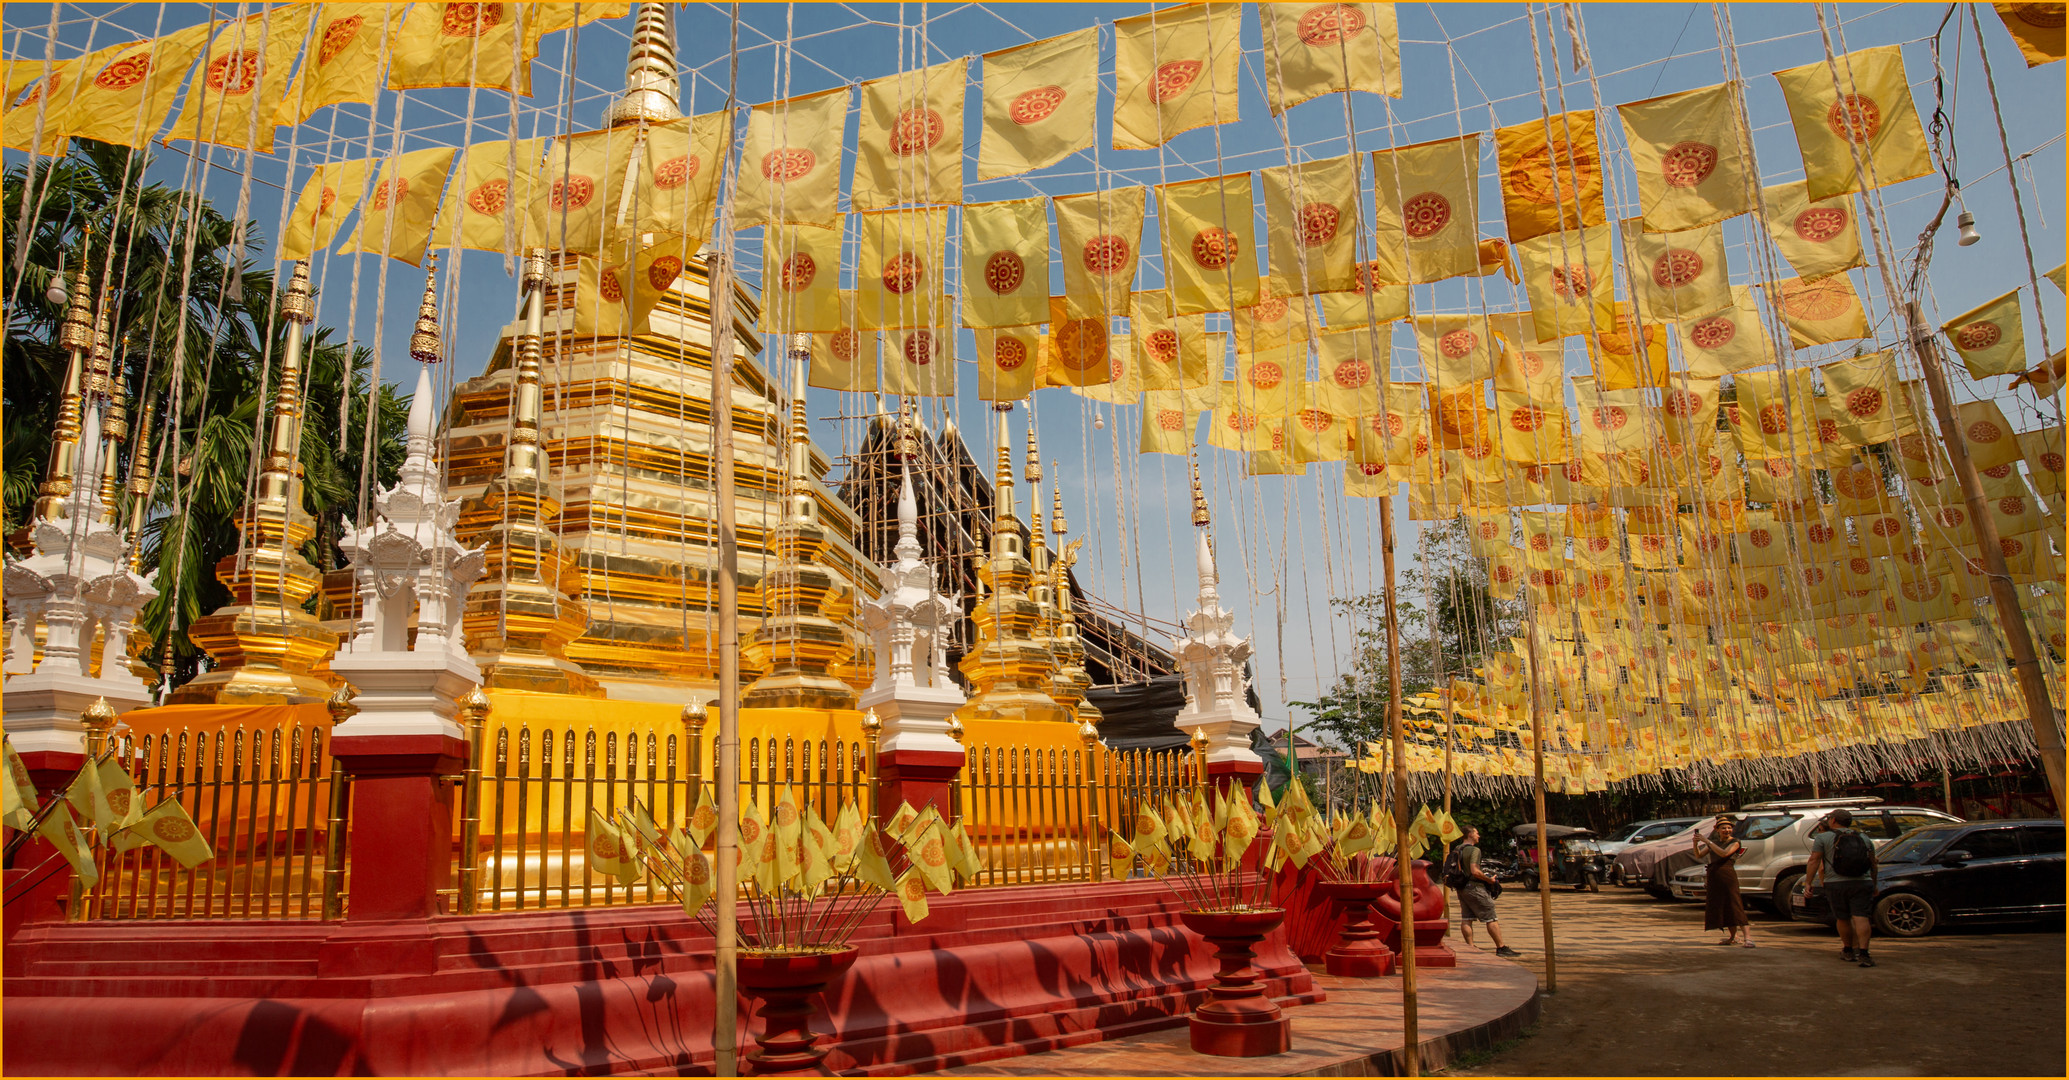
[[326, 690, 478, 921]]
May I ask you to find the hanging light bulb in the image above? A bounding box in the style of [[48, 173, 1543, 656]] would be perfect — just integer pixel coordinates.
[[45, 253, 67, 306], [1093, 410, 1106, 431], [1956, 210, 1981, 247]]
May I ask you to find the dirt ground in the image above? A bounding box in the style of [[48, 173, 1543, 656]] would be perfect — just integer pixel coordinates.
[[1441, 884, 2065, 1077]]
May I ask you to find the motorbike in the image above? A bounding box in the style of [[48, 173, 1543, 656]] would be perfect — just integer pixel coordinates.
[[1512, 824, 1609, 892]]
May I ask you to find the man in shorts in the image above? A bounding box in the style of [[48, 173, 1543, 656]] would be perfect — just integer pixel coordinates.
[[1807, 809, 1880, 968], [1453, 826, 1520, 958]]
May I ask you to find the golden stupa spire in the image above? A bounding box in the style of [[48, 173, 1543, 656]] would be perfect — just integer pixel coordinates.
[[608, 2, 681, 126], [956, 402, 1066, 725], [34, 268, 94, 523], [1046, 475, 1100, 728], [173, 261, 342, 704], [456, 250, 603, 696]]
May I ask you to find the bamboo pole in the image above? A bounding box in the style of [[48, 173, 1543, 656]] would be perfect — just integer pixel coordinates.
[[1903, 300, 2067, 813], [1523, 602, 1556, 993], [710, 9, 743, 1071], [1379, 495, 1417, 1076]]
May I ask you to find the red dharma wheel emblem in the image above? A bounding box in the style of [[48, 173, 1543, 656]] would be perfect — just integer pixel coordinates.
[[1651, 249, 1705, 289], [1901, 579, 1940, 601], [2042, 452, 2066, 473], [2002, 537, 2027, 557], [1509, 405, 1547, 433], [94, 53, 151, 91], [1784, 280, 1851, 320], [1145, 328, 1181, 362], [1983, 463, 2013, 478], [1826, 94, 1882, 143], [1477, 521, 1501, 540], [318, 16, 364, 65], [551, 176, 595, 211], [315, 187, 339, 218], [367, 177, 409, 210], [440, 2, 504, 37], [205, 50, 262, 95], [1756, 403, 1789, 435], [1377, 413, 1406, 437], [880, 252, 926, 295], [1844, 387, 1883, 417], [1401, 192, 1452, 238], [1298, 408, 1334, 433], [1748, 527, 1773, 548], [1835, 465, 1876, 497], [1817, 418, 1840, 444], [1190, 227, 1239, 270], [1966, 420, 2003, 443], [992, 336, 1027, 370], [762, 148, 816, 182], [1956, 321, 2002, 350], [983, 250, 1024, 294], [154, 815, 197, 844], [778, 253, 816, 291], [1807, 523, 1835, 543], [1873, 515, 1907, 536], [1082, 235, 1131, 274], [1252, 295, 1288, 322], [1225, 411, 1259, 433], [1150, 59, 1203, 103], [1591, 406, 1627, 430], [1298, 202, 1341, 247], [1360, 462, 1388, 478], [904, 331, 937, 366], [599, 269, 624, 303], [1333, 359, 1372, 388], [648, 256, 683, 292], [1247, 360, 1284, 390], [1850, 557, 1872, 574], [1663, 389, 1703, 417], [1764, 458, 1794, 478], [1660, 141, 1719, 188], [1157, 409, 1187, 432], [1056, 318, 1107, 370], [654, 155, 697, 188], [466, 179, 509, 214], [1551, 264, 1594, 300], [829, 328, 861, 363], [889, 107, 944, 157], [2013, 4, 2068, 27], [1794, 206, 1848, 242], [1298, 3, 1368, 46], [1010, 85, 1066, 125], [1438, 328, 1479, 357]]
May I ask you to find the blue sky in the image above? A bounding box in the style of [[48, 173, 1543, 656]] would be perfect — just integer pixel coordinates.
[[6, 3, 2063, 737]]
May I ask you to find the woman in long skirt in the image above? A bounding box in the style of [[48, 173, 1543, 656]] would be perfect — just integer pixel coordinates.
[[1694, 815, 1753, 947]]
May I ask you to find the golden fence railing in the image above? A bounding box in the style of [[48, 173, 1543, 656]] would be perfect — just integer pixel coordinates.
[[457, 720, 871, 913], [76, 723, 348, 920], [957, 742, 1201, 887]]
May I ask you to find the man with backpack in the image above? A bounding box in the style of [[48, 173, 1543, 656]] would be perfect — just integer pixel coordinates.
[[1447, 826, 1520, 958], [1806, 809, 1880, 967]]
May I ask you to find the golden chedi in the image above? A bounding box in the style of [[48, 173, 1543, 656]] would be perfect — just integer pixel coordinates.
[[956, 406, 1067, 725]]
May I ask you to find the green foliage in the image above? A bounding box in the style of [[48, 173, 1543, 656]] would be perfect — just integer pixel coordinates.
[[4, 140, 408, 684]]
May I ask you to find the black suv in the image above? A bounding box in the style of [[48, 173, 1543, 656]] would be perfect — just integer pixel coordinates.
[[1789, 819, 2065, 937]]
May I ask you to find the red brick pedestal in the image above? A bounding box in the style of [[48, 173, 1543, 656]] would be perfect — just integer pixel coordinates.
[[874, 748, 965, 821], [326, 733, 468, 921]]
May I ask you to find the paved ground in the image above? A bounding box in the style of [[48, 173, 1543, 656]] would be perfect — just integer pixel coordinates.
[[1443, 885, 2065, 1077]]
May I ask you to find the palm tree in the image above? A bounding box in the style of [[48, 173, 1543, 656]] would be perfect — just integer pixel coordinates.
[[4, 138, 408, 687]]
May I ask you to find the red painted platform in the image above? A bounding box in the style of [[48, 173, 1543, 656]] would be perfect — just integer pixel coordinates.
[[1, 879, 1322, 1076]]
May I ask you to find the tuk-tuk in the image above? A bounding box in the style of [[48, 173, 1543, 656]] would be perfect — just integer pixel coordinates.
[[1512, 823, 1609, 891]]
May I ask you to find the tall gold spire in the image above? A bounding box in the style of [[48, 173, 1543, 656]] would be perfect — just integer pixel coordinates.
[[957, 404, 1067, 725], [743, 340, 857, 709], [456, 249, 603, 696], [1046, 477, 1101, 728], [33, 269, 93, 522], [173, 262, 341, 704], [608, 2, 681, 126]]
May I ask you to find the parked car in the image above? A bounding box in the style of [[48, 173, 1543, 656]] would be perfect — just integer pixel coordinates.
[[1789, 819, 2065, 937], [1612, 819, 1715, 897], [1667, 803, 1964, 913], [1599, 817, 1704, 864]]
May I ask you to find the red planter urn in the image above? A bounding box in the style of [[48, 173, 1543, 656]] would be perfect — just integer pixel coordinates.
[[736, 946, 860, 1075], [1314, 879, 1395, 977], [1178, 908, 1292, 1057]]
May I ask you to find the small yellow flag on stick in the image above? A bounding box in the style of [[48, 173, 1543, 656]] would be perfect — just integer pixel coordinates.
[[894, 868, 931, 923], [854, 825, 897, 891], [1, 742, 38, 832], [37, 802, 98, 887], [585, 807, 639, 886], [977, 28, 1098, 181], [128, 798, 213, 872]]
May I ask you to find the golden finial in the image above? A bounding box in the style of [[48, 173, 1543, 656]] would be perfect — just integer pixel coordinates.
[[1188, 456, 1211, 528], [459, 687, 493, 725], [861, 707, 882, 737], [1189, 727, 1209, 754], [280, 260, 314, 324], [82, 696, 119, 728], [408, 256, 442, 364], [1023, 416, 1042, 486], [1077, 718, 1100, 749], [946, 715, 966, 744], [326, 685, 360, 723], [521, 248, 550, 293], [1050, 480, 1068, 536]]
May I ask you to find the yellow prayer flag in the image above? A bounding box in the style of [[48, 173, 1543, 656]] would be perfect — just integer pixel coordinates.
[[760, 218, 845, 333], [389, 2, 529, 93], [280, 158, 376, 261], [1735, 367, 1820, 459], [1370, 134, 1481, 285], [1676, 285, 1775, 377], [1514, 225, 1615, 342], [1259, 3, 1401, 114], [37, 802, 98, 887], [1821, 350, 1902, 447], [1494, 109, 1604, 244], [808, 292, 879, 393], [978, 326, 1040, 401], [276, 4, 403, 126], [1159, 173, 1261, 315], [977, 28, 1098, 180], [1317, 271, 1411, 327], [852, 58, 966, 209], [172, 7, 311, 153], [883, 326, 956, 398], [853, 824, 897, 890], [429, 138, 543, 254], [1659, 375, 1722, 449], [1956, 399, 2023, 471], [736, 87, 849, 230], [1260, 154, 1360, 296], [961, 198, 1051, 328], [337, 147, 457, 266], [1, 742, 37, 832], [1777, 274, 1869, 347], [856, 208, 950, 330], [1054, 186, 1147, 318], [1314, 327, 1383, 415], [1046, 302, 1118, 391], [1111, 3, 1243, 151], [1993, 4, 2067, 67], [64, 21, 215, 150], [1075, 331, 1141, 404], [1762, 181, 1865, 281], [640, 111, 732, 249], [566, 257, 632, 337], [893, 866, 933, 921], [3, 52, 93, 154], [1589, 303, 1670, 391], [1572, 375, 1658, 455], [1941, 289, 2029, 378], [1414, 314, 1498, 388], [1133, 291, 1222, 393], [534, 124, 645, 255], [1621, 219, 1733, 322], [1496, 390, 1571, 464], [1141, 388, 1209, 455], [1616, 81, 1754, 232], [619, 239, 692, 337], [1774, 45, 1933, 200]]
